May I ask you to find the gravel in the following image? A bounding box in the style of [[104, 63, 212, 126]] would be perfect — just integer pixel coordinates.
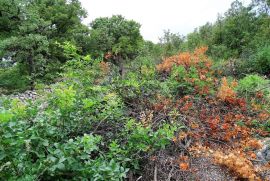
[[191, 157, 235, 181]]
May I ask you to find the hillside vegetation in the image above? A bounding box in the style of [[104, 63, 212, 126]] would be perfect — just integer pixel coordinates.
[[0, 0, 270, 180]]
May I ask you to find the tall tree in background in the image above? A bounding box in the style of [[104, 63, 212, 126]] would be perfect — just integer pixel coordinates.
[[158, 30, 185, 57], [32, 0, 90, 59], [0, 0, 50, 89], [221, 0, 256, 56], [0, 0, 89, 89], [0, 0, 22, 39], [89, 15, 143, 76], [185, 23, 214, 52]]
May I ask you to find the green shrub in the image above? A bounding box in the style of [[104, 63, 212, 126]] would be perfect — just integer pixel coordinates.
[[0, 90, 129, 180], [0, 65, 29, 93], [120, 119, 177, 169], [165, 65, 214, 96], [167, 65, 193, 95], [113, 61, 171, 103], [237, 74, 269, 98], [0, 94, 177, 179], [212, 58, 251, 78], [0, 54, 179, 180], [124, 120, 176, 151], [254, 46, 270, 75], [251, 119, 270, 132], [50, 84, 76, 113], [210, 44, 233, 60]]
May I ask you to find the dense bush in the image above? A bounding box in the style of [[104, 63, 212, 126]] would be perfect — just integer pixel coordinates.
[[0, 47, 178, 180], [236, 74, 270, 132], [180, 1, 270, 78], [0, 65, 29, 93], [157, 47, 214, 96], [253, 46, 270, 75], [237, 74, 270, 99]]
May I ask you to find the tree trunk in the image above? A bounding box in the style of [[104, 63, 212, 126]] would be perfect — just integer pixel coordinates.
[[28, 56, 34, 90], [118, 55, 125, 77]]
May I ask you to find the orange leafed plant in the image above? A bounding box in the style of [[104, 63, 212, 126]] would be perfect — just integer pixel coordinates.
[[179, 162, 189, 170], [180, 101, 193, 112], [157, 46, 211, 73], [177, 155, 190, 171], [104, 52, 113, 60], [99, 61, 110, 74], [213, 151, 259, 180], [157, 47, 213, 95], [217, 77, 238, 103]]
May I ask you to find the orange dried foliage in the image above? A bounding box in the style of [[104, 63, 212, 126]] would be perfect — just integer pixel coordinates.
[[180, 101, 193, 112], [190, 122, 200, 129], [99, 61, 110, 74], [207, 116, 220, 130], [224, 112, 234, 122], [255, 91, 264, 99], [258, 111, 269, 121], [177, 156, 190, 171], [234, 114, 245, 121], [179, 162, 189, 171], [104, 52, 113, 60], [213, 151, 260, 180], [173, 132, 189, 143], [221, 123, 230, 130], [251, 102, 262, 111], [247, 151, 257, 159], [237, 98, 247, 110], [178, 95, 192, 104], [242, 139, 262, 150], [188, 143, 210, 156], [217, 77, 237, 103], [199, 108, 207, 120], [149, 48, 267, 180], [157, 46, 212, 73], [153, 96, 172, 112], [157, 47, 214, 95], [198, 86, 210, 95]]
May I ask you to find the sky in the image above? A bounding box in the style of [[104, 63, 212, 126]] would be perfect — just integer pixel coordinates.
[[80, 0, 251, 43]]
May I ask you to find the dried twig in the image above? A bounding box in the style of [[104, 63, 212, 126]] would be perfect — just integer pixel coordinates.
[[154, 165, 157, 181], [166, 167, 175, 181], [136, 176, 142, 181]]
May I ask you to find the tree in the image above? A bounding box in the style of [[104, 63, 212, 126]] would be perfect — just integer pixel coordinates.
[[89, 15, 143, 76], [0, 0, 89, 89], [32, 0, 90, 59], [217, 1, 257, 56], [15, 0, 90, 62], [1, 35, 49, 89], [0, 0, 50, 89], [158, 30, 185, 57], [0, 0, 22, 38], [185, 23, 214, 52]]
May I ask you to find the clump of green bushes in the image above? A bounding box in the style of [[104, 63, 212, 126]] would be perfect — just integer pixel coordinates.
[[0, 46, 178, 180]]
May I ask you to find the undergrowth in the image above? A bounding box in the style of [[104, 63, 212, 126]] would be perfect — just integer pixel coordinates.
[[0, 46, 269, 180]]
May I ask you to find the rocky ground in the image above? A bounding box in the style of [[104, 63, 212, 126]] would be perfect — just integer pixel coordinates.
[[256, 138, 270, 180], [12, 90, 39, 101]]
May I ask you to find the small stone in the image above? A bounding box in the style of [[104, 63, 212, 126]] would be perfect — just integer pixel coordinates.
[[257, 151, 263, 160], [256, 141, 270, 162], [265, 152, 270, 161]]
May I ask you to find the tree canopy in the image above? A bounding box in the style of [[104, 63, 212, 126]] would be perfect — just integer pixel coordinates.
[[89, 15, 143, 75], [0, 0, 89, 88]]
